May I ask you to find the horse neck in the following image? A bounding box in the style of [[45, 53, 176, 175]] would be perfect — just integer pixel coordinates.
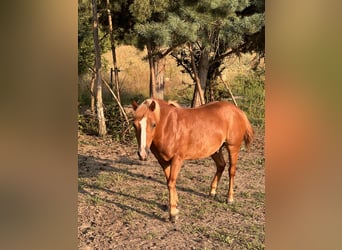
[[154, 102, 175, 138], [158, 101, 173, 120]]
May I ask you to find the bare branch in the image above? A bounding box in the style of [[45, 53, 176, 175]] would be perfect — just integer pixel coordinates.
[[219, 75, 238, 107], [102, 78, 130, 125]]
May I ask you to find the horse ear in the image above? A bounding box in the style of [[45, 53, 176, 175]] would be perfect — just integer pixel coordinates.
[[132, 100, 138, 111], [149, 100, 156, 111]]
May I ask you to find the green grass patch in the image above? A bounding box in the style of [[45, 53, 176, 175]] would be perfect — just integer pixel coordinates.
[[252, 191, 265, 202], [86, 193, 104, 205], [209, 230, 234, 245]]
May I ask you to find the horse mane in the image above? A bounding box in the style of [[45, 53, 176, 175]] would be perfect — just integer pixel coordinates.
[[167, 100, 181, 108]]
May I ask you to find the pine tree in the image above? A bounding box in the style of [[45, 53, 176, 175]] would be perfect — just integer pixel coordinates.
[[171, 0, 265, 106], [129, 0, 171, 99], [78, 0, 94, 75], [85, 0, 264, 106]]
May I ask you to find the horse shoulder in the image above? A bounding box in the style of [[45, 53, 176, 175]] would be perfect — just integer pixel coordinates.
[[152, 108, 179, 160]]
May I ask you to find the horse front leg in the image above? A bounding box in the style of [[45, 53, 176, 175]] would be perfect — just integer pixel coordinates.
[[167, 157, 183, 222], [162, 165, 170, 182], [156, 156, 171, 183], [163, 165, 179, 204], [156, 158, 173, 212]]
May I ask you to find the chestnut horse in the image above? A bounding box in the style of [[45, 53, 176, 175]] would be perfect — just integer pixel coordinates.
[[132, 98, 253, 222]]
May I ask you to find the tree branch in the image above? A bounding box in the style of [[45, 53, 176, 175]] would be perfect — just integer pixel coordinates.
[[161, 46, 175, 58], [102, 78, 130, 125], [219, 75, 238, 107], [170, 54, 195, 82], [189, 43, 205, 105], [209, 49, 235, 66]]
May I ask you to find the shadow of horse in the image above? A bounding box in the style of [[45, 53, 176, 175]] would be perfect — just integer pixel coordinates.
[[78, 154, 209, 199], [78, 153, 215, 222], [79, 182, 167, 222]]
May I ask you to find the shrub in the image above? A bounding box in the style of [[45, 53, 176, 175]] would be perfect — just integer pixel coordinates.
[[233, 67, 265, 127], [103, 103, 135, 143], [78, 113, 98, 135]]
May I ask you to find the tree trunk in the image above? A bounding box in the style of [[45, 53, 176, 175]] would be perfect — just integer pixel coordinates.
[[190, 44, 206, 107], [92, 0, 107, 136], [155, 52, 165, 99], [106, 0, 121, 103], [147, 43, 156, 98]]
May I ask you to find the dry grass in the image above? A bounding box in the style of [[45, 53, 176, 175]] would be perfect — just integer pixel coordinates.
[[101, 46, 192, 102], [78, 46, 260, 105], [104, 46, 150, 98]]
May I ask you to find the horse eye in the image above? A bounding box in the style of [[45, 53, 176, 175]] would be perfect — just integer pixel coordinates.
[[151, 123, 156, 128]]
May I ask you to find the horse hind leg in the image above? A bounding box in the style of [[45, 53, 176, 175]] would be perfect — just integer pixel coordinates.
[[226, 144, 241, 204], [210, 148, 226, 197]]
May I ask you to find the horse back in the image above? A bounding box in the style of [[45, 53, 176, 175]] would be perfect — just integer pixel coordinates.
[[176, 102, 250, 157], [152, 100, 252, 160]]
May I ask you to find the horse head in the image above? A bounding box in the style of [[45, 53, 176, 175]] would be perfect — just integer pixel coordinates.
[[132, 99, 160, 161]]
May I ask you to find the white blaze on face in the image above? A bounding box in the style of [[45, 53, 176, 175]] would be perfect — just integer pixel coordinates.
[[139, 117, 147, 156]]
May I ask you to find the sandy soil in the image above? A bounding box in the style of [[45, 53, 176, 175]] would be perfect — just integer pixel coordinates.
[[78, 128, 264, 249]]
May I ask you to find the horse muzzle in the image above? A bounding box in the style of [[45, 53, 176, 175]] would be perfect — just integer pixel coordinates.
[[137, 148, 150, 161]]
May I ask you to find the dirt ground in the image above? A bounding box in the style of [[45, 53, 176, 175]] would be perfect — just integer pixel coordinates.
[[78, 128, 265, 249]]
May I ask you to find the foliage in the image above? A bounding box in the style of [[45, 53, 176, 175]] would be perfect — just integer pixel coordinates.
[[166, 83, 195, 105], [78, 0, 111, 74], [171, 0, 265, 91], [78, 102, 135, 143], [213, 66, 265, 127], [78, 0, 94, 74], [98, 0, 136, 44], [79, 0, 264, 79], [234, 68, 265, 127], [104, 103, 135, 143], [129, 0, 173, 48], [78, 113, 98, 135]]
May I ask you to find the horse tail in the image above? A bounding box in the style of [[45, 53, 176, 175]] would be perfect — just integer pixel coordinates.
[[242, 112, 254, 149]]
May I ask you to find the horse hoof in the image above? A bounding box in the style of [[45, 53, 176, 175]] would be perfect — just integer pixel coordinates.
[[227, 199, 234, 204], [209, 191, 216, 197], [209, 193, 217, 201], [169, 215, 178, 223]]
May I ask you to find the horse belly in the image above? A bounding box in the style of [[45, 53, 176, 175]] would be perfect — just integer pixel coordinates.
[[175, 107, 229, 159], [183, 135, 223, 160]]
